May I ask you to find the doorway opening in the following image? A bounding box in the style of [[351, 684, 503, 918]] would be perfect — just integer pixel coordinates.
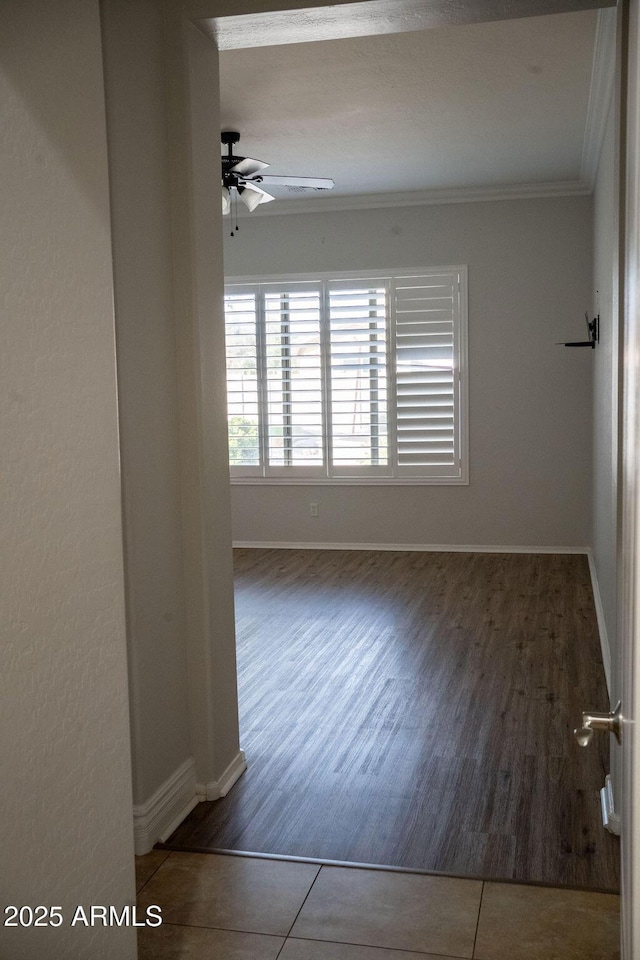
[[164, 0, 616, 889]]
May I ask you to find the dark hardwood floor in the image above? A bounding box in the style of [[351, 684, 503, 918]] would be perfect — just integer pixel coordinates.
[[165, 549, 620, 891]]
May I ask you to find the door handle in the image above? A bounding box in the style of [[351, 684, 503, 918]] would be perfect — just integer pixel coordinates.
[[574, 700, 622, 746]]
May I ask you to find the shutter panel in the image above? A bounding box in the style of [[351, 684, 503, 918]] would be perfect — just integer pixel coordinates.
[[263, 286, 324, 467], [224, 290, 260, 466], [393, 273, 460, 471], [328, 282, 389, 468]]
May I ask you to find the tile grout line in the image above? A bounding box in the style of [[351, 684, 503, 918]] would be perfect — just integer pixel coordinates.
[[135, 851, 172, 896], [147, 920, 470, 958], [281, 932, 474, 958], [149, 919, 285, 937], [471, 880, 485, 959], [151, 920, 282, 940], [274, 863, 324, 959]]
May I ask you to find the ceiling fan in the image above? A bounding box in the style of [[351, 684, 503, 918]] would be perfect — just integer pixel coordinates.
[[221, 131, 334, 217]]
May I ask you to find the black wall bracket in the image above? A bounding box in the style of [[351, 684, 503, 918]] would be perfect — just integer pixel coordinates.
[[559, 313, 599, 349]]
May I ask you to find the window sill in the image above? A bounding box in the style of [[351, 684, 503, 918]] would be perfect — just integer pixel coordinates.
[[229, 476, 469, 486]]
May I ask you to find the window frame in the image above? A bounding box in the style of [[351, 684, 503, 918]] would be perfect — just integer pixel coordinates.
[[224, 266, 469, 486]]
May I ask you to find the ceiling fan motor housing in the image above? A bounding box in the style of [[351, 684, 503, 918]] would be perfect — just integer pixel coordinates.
[[221, 131, 244, 188], [222, 165, 241, 189], [220, 130, 244, 189]]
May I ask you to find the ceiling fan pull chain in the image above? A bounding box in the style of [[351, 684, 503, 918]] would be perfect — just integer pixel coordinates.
[[230, 191, 239, 237]]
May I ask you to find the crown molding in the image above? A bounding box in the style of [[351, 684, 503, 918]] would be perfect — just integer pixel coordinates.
[[580, 6, 617, 189], [239, 179, 591, 218]]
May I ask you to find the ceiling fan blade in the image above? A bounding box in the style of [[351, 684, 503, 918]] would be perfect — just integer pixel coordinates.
[[257, 175, 334, 191], [230, 157, 269, 177]]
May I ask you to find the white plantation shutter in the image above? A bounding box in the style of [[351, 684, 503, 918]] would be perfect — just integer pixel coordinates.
[[225, 289, 260, 472], [328, 282, 389, 475], [393, 272, 461, 477], [263, 284, 324, 477], [224, 267, 467, 483]]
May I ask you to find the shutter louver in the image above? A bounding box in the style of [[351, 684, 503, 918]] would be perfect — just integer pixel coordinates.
[[393, 274, 459, 471]]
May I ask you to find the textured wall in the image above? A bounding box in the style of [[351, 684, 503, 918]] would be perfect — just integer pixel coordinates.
[[168, 18, 243, 785], [100, 2, 243, 820], [102, 0, 193, 809], [224, 196, 593, 548], [0, 2, 136, 957]]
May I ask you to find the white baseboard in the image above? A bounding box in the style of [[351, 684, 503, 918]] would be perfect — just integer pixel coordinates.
[[198, 750, 247, 802], [233, 541, 590, 555], [133, 757, 199, 856], [587, 549, 612, 698], [601, 773, 621, 835], [133, 752, 248, 854]]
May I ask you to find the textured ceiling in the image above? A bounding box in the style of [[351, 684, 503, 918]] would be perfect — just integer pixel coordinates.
[[219, 10, 598, 201]]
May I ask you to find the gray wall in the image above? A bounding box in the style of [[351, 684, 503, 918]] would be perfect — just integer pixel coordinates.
[[102, 0, 192, 809], [102, 0, 243, 825], [225, 197, 594, 547], [0, 2, 135, 956]]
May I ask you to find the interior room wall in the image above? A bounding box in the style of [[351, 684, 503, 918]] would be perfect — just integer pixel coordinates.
[[0, 2, 135, 957], [224, 196, 594, 548], [167, 15, 244, 795], [102, 0, 193, 817], [101, 0, 244, 847]]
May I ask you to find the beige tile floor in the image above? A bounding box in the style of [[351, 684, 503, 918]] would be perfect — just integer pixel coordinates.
[[136, 851, 620, 960]]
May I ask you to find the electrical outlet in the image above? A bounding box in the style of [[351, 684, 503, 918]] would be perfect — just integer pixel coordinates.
[[310, 501, 319, 517]]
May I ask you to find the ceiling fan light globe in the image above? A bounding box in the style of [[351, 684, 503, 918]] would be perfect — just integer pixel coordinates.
[[222, 186, 231, 216], [239, 184, 266, 212]]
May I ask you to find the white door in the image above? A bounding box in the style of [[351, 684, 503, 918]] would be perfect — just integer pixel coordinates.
[[620, 0, 640, 954]]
